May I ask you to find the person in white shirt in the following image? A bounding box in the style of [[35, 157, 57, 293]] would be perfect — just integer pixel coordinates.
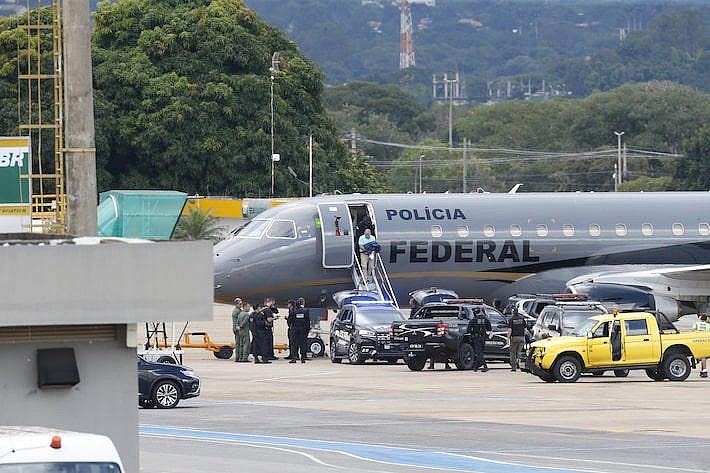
[[358, 228, 376, 280]]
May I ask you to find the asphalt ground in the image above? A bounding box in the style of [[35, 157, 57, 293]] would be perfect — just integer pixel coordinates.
[[140, 343, 710, 473]]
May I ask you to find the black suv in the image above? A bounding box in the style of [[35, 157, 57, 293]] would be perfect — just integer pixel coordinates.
[[330, 302, 406, 364], [138, 356, 201, 409], [392, 299, 511, 371]]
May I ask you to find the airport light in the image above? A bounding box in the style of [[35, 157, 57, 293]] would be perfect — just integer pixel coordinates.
[[614, 131, 624, 191], [270, 52, 282, 197]]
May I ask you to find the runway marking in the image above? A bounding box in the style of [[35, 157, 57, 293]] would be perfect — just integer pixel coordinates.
[[471, 451, 708, 473], [139, 425, 605, 473], [248, 370, 340, 383]]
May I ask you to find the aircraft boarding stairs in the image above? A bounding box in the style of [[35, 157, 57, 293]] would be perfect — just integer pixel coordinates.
[[351, 253, 399, 309]]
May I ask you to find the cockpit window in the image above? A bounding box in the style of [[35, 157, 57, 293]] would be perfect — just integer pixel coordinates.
[[267, 220, 297, 239], [236, 219, 271, 239]]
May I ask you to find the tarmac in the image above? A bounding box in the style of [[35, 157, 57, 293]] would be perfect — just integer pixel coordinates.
[[139, 305, 710, 473]]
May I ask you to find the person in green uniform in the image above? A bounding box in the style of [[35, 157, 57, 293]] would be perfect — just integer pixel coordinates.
[[231, 298, 250, 362]]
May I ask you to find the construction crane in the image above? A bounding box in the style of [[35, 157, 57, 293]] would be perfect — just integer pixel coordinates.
[[399, 0, 435, 70]]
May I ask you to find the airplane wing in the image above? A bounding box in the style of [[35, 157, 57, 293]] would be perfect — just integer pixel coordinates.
[[567, 264, 710, 319]]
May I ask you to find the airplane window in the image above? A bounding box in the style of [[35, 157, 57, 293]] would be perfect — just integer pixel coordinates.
[[615, 223, 628, 237], [510, 224, 522, 237], [536, 224, 548, 237], [562, 224, 575, 237], [457, 225, 469, 237], [267, 220, 296, 239], [431, 225, 443, 238], [236, 219, 271, 239], [700, 223, 710, 236], [589, 224, 601, 237], [672, 223, 684, 236], [642, 223, 654, 237], [483, 224, 495, 238]]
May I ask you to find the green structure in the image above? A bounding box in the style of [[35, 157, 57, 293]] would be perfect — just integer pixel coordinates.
[[97, 190, 187, 240]]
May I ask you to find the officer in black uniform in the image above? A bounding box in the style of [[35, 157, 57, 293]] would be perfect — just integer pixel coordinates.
[[468, 307, 491, 372], [507, 308, 528, 371], [286, 300, 296, 360], [288, 298, 311, 363]]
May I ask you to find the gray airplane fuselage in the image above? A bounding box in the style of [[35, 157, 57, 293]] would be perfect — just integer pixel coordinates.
[[213, 192, 710, 307]]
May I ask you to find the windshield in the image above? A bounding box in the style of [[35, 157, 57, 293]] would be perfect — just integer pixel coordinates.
[[236, 219, 271, 239], [0, 463, 121, 473], [572, 318, 600, 337], [356, 309, 404, 325], [563, 310, 604, 329]]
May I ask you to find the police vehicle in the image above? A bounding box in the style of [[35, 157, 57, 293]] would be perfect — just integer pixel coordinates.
[[392, 299, 511, 371], [330, 301, 405, 364], [0, 427, 124, 472], [138, 356, 200, 408], [531, 298, 608, 340]]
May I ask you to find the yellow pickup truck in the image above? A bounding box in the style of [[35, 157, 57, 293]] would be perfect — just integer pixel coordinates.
[[527, 311, 710, 383]]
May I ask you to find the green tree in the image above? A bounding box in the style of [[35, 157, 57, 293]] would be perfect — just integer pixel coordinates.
[[91, 0, 383, 196], [173, 207, 223, 242], [675, 126, 710, 190]]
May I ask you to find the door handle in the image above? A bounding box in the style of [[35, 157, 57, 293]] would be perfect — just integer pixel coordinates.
[[602, 341, 608, 344], [643, 338, 649, 341]]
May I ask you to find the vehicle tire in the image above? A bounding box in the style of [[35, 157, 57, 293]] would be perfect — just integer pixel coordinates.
[[348, 343, 365, 365], [592, 371, 605, 377], [553, 356, 582, 383], [151, 380, 181, 409], [454, 343, 475, 370], [406, 355, 427, 371], [663, 352, 691, 382], [614, 369, 630, 378], [645, 368, 666, 381], [308, 338, 326, 357], [330, 340, 342, 364], [213, 346, 234, 360], [157, 356, 176, 364]]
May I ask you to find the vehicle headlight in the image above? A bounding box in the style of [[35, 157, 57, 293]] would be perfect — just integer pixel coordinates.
[[180, 369, 196, 378], [358, 329, 376, 337]]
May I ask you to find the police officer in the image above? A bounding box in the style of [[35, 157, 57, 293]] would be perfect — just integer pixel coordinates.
[[468, 307, 491, 372], [507, 308, 527, 372], [286, 300, 296, 360], [288, 298, 311, 363], [231, 298, 244, 362], [263, 297, 279, 360], [249, 304, 270, 364], [695, 314, 710, 378]]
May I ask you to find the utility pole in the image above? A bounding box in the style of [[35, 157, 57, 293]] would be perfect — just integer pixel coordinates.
[[448, 90, 453, 148], [270, 52, 281, 197], [462, 138, 468, 193], [622, 142, 628, 181], [419, 154, 423, 193], [614, 131, 624, 190], [309, 134, 313, 198], [63, 0, 97, 236]]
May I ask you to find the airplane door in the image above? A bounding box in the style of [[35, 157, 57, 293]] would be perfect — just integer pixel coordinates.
[[317, 203, 354, 268]]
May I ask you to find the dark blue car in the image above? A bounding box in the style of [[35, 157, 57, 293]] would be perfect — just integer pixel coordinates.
[[138, 356, 200, 409]]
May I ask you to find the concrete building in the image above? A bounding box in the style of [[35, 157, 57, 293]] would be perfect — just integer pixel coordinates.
[[0, 236, 213, 473]]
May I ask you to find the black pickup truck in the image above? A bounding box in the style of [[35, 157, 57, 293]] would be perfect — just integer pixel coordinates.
[[392, 300, 511, 371]]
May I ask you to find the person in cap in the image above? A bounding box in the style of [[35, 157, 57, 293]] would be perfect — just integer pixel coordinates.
[[231, 298, 244, 362], [695, 314, 710, 378]]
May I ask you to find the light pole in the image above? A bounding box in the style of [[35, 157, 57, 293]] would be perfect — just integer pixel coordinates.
[[614, 131, 624, 191], [270, 52, 281, 197], [419, 154, 424, 193]]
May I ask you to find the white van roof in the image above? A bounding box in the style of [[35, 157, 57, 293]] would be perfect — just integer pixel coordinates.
[[0, 427, 123, 471]]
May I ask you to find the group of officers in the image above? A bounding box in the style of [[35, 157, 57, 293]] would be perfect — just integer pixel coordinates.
[[231, 297, 311, 364]]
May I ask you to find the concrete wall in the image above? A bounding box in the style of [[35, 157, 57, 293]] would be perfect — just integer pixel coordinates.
[[0, 240, 213, 326], [0, 331, 137, 472]]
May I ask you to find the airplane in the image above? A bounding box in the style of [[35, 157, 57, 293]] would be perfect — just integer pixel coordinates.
[[212, 192, 710, 320]]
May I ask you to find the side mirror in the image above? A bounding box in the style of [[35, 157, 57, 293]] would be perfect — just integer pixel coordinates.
[[586, 331, 593, 338]]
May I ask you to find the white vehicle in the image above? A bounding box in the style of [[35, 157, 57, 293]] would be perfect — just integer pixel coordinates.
[[0, 427, 123, 473]]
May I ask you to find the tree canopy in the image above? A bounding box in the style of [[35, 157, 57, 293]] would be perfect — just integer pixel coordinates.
[[91, 0, 379, 196]]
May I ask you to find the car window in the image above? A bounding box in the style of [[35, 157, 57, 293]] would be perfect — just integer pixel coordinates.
[[539, 309, 553, 326], [485, 309, 505, 326], [423, 306, 461, 319], [550, 313, 560, 329], [592, 322, 609, 338], [624, 319, 649, 336], [339, 310, 352, 323]]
